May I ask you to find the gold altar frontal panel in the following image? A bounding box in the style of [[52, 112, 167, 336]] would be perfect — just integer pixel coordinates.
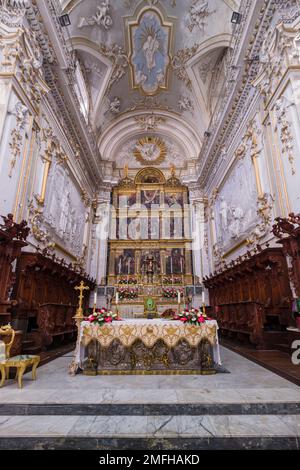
[[77, 320, 220, 375]]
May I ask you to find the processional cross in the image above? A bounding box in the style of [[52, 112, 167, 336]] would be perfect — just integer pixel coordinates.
[[74, 281, 90, 318]]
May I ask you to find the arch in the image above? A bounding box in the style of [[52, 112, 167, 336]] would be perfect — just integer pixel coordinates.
[[134, 167, 166, 184]]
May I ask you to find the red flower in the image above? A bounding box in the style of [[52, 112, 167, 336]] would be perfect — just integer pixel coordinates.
[[88, 314, 95, 322], [104, 317, 112, 323], [198, 316, 205, 323]]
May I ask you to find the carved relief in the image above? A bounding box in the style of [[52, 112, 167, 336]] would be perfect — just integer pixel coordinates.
[[28, 199, 51, 245], [134, 136, 167, 165], [172, 44, 200, 89], [255, 23, 300, 103], [178, 96, 194, 113], [274, 96, 296, 175], [188, 1, 215, 33], [44, 163, 85, 256], [134, 114, 166, 131], [115, 136, 185, 168], [214, 145, 258, 251], [99, 43, 129, 93], [78, 1, 113, 30], [106, 96, 121, 114], [0, 28, 49, 109], [8, 101, 29, 177], [245, 193, 274, 246]]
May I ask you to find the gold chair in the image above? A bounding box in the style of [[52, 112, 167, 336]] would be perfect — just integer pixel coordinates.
[[0, 324, 40, 389]]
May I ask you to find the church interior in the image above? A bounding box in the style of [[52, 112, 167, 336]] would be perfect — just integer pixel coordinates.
[[0, 0, 300, 451]]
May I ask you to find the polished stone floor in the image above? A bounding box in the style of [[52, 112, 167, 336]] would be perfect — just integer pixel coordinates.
[[0, 346, 299, 403], [0, 347, 299, 448]]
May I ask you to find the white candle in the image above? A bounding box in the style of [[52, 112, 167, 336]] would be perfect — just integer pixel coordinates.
[[94, 291, 97, 305], [202, 290, 205, 303], [178, 290, 181, 304], [116, 291, 119, 304]]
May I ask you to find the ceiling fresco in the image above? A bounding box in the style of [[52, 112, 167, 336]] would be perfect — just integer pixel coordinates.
[[60, 0, 240, 177]]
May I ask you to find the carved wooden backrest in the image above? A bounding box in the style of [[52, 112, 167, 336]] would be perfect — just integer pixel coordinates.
[[0, 324, 15, 358]]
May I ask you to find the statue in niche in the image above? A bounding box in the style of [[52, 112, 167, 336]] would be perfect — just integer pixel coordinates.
[[141, 251, 159, 284]]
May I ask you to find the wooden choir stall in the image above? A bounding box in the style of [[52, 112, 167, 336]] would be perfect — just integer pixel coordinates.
[[12, 249, 95, 354], [0, 214, 30, 356], [204, 246, 292, 349]]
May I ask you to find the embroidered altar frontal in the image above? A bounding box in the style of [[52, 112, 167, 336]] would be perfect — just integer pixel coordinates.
[[76, 320, 221, 375]]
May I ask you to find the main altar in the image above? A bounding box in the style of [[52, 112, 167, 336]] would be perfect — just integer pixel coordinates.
[[106, 167, 195, 318], [72, 318, 221, 375]]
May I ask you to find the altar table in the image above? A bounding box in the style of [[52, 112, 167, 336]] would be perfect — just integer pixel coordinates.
[[72, 319, 221, 375]]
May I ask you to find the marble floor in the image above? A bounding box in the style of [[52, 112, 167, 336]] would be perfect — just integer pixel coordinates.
[[0, 346, 299, 404], [0, 346, 299, 448]]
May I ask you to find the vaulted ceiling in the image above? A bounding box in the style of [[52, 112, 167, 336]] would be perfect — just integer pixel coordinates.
[[60, 0, 240, 181]]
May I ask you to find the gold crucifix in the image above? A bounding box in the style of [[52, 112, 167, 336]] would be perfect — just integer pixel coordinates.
[[74, 281, 90, 319]]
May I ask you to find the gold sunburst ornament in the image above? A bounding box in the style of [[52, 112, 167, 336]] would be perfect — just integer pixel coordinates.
[[134, 136, 167, 165]]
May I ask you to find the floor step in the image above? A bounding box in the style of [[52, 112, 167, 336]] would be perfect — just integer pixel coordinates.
[[0, 402, 299, 416], [0, 414, 298, 450]]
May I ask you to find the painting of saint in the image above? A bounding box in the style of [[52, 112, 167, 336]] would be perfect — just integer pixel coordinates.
[[166, 248, 185, 275], [118, 193, 137, 208], [115, 249, 135, 275], [148, 215, 160, 239], [165, 192, 183, 208], [130, 10, 171, 95], [170, 216, 183, 239]]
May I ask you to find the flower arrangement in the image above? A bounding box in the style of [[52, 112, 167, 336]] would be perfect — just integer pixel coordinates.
[[118, 276, 137, 285], [173, 307, 212, 325], [162, 288, 183, 299], [87, 308, 121, 326], [117, 287, 138, 300], [162, 276, 182, 285]]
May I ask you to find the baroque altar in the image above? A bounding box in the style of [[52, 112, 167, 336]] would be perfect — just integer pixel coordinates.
[[106, 167, 195, 316], [72, 319, 221, 375]]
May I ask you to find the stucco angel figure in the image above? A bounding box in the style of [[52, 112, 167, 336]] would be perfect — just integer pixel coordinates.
[[189, 0, 210, 31], [78, 1, 113, 30], [108, 96, 121, 114]]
